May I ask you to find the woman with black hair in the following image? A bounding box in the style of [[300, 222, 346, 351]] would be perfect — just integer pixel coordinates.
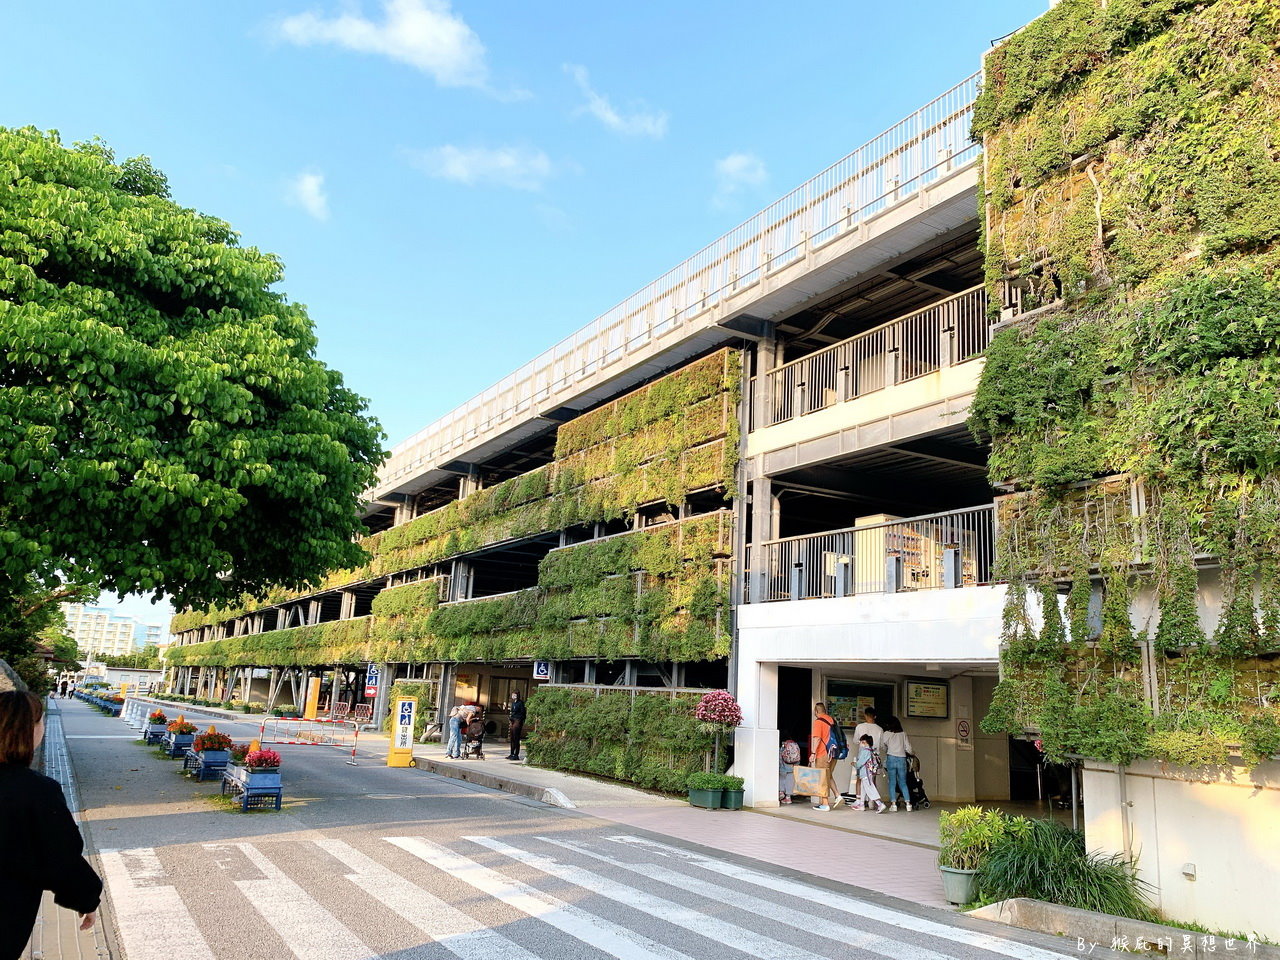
[[880, 714, 915, 812], [0, 690, 102, 959]]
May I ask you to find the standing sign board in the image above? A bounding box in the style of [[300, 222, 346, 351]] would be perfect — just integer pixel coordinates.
[[387, 696, 418, 767], [364, 664, 380, 699]]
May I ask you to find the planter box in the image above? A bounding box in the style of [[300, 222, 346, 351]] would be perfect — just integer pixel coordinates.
[[721, 789, 744, 810], [197, 750, 230, 764], [939, 866, 978, 905], [229, 765, 282, 789], [688, 788, 723, 809], [164, 732, 194, 757]]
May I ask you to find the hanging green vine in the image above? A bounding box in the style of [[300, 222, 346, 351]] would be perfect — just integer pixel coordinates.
[[974, 0, 1280, 771]]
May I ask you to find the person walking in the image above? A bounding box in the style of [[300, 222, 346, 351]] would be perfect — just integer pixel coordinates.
[[847, 707, 884, 808], [0, 690, 102, 960], [506, 691, 526, 760], [808, 702, 842, 811], [852, 734, 887, 812], [59, 681, 69, 699], [880, 715, 915, 811]]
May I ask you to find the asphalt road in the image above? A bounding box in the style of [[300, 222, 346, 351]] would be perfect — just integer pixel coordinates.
[[54, 698, 1074, 960]]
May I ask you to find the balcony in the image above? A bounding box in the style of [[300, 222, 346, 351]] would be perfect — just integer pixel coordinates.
[[745, 504, 996, 603]]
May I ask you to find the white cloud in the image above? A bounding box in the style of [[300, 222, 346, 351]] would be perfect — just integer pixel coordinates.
[[565, 64, 667, 138], [278, 0, 522, 97], [287, 171, 330, 220], [713, 152, 767, 209], [408, 145, 553, 191]]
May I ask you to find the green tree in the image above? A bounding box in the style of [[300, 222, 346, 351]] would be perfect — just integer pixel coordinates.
[[0, 128, 384, 651]]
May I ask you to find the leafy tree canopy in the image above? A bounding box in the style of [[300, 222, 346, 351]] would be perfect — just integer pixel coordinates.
[[0, 127, 385, 618]]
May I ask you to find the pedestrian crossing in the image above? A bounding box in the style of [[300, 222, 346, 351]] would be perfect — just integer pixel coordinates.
[[98, 833, 1072, 960]]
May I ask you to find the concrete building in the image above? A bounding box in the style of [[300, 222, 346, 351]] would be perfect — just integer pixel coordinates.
[[63, 603, 155, 659], [165, 0, 1280, 937]]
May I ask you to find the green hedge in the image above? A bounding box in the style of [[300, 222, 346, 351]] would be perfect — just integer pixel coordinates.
[[525, 687, 719, 793]]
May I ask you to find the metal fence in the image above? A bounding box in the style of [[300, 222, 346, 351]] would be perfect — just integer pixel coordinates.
[[373, 73, 982, 496], [746, 504, 996, 602], [762, 286, 988, 426]]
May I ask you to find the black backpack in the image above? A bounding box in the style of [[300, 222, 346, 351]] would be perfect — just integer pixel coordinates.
[[825, 717, 850, 760]]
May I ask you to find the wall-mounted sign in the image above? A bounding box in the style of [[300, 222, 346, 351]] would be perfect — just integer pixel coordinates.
[[364, 664, 381, 699], [905, 680, 950, 719], [956, 718, 973, 750], [533, 660, 552, 681]]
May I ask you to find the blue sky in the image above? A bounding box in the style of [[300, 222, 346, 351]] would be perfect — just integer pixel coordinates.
[[7, 1, 1043, 624]]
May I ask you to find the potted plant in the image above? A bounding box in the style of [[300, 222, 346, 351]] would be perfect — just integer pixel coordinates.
[[233, 748, 283, 789], [694, 690, 743, 772], [164, 717, 197, 756], [145, 710, 168, 742], [937, 806, 1024, 905], [687, 772, 727, 809], [193, 730, 233, 763], [720, 775, 746, 810]]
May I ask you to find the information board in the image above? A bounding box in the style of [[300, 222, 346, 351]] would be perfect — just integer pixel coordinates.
[[387, 696, 418, 767], [905, 680, 950, 719]]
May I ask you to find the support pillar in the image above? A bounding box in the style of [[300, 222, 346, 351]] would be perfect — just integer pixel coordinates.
[[734, 658, 780, 808]]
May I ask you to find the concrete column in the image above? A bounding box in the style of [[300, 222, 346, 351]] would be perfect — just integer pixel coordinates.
[[930, 675, 976, 803], [370, 661, 394, 729], [734, 657, 780, 808], [749, 474, 779, 600]]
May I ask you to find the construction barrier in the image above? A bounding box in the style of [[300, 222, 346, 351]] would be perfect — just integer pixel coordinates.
[[259, 716, 359, 766]]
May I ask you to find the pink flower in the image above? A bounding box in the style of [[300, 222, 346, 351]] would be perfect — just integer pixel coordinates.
[[694, 690, 742, 727], [245, 749, 282, 769]]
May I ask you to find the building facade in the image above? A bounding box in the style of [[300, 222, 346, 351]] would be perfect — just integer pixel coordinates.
[[166, 0, 1280, 935]]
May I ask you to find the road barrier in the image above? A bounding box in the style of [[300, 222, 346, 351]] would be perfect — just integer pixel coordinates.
[[259, 716, 359, 765]]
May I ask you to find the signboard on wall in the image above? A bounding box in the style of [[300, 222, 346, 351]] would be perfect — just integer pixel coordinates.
[[905, 680, 950, 719], [364, 664, 380, 699], [533, 660, 552, 681]]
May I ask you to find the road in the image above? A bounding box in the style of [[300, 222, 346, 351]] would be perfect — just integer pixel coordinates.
[[53, 697, 1073, 960]]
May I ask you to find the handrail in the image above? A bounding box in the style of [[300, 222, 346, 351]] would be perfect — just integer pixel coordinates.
[[767, 285, 985, 376], [756, 503, 994, 548], [373, 73, 981, 495]]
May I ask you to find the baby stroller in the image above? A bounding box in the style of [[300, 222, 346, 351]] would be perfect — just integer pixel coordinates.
[[906, 754, 931, 808], [462, 714, 486, 759]]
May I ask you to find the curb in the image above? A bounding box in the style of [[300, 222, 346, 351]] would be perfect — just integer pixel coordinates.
[[421, 757, 577, 809], [969, 899, 1279, 958]]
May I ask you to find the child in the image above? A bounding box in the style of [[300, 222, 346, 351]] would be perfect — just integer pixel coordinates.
[[778, 739, 800, 804], [853, 734, 886, 813]]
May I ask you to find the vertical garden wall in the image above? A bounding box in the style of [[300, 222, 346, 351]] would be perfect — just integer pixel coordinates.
[[166, 349, 741, 669], [972, 0, 1280, 768]]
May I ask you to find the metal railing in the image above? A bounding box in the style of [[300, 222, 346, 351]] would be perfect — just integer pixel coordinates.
[[746, 504, 996, 603], [762, 285, 988, 426], [373, 74, 982, 496]]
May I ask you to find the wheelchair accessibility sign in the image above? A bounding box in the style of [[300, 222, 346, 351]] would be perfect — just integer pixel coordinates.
[[388, 697, 418, 767]]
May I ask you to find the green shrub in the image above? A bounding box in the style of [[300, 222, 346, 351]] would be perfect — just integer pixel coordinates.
[[976, 818, 1156, 920], [938, 806, 1029, 871], [686, 772, 726, 791], [272, 704, 298, 717]]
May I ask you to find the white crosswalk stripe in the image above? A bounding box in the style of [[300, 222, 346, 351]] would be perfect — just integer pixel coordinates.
[[609, 835, 1073, 960], [99, 848, 217, 960], [466, 834, 831, 960], [538, 835, 952, 960], [234, 842, 375, 960], [315, 837, 541, 960], [387, 836, 694, 960]]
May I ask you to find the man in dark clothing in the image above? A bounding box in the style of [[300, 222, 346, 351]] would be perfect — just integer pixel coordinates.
[[507, 691, 526, 760]]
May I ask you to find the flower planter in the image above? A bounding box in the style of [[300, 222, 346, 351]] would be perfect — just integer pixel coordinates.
[[165, 732, 194, 757], [688, 788, 723, 809], [229, 764, 282, 788], [145, 723, 167, 742], [939, 866, 978, 905], [197, 750, 230, 764], [720, 789, 744, 810]]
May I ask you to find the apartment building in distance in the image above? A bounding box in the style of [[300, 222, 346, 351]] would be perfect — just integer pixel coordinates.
[[63, 603, 159, 659]]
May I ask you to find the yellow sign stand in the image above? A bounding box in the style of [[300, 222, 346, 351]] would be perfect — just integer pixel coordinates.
[[387, 696, 418, 768], [303, 677, 321, 719]]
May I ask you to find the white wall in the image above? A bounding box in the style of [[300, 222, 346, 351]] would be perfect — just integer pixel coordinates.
[[737, 586, 1007, 665], [1083, 759, 1280, 940]]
